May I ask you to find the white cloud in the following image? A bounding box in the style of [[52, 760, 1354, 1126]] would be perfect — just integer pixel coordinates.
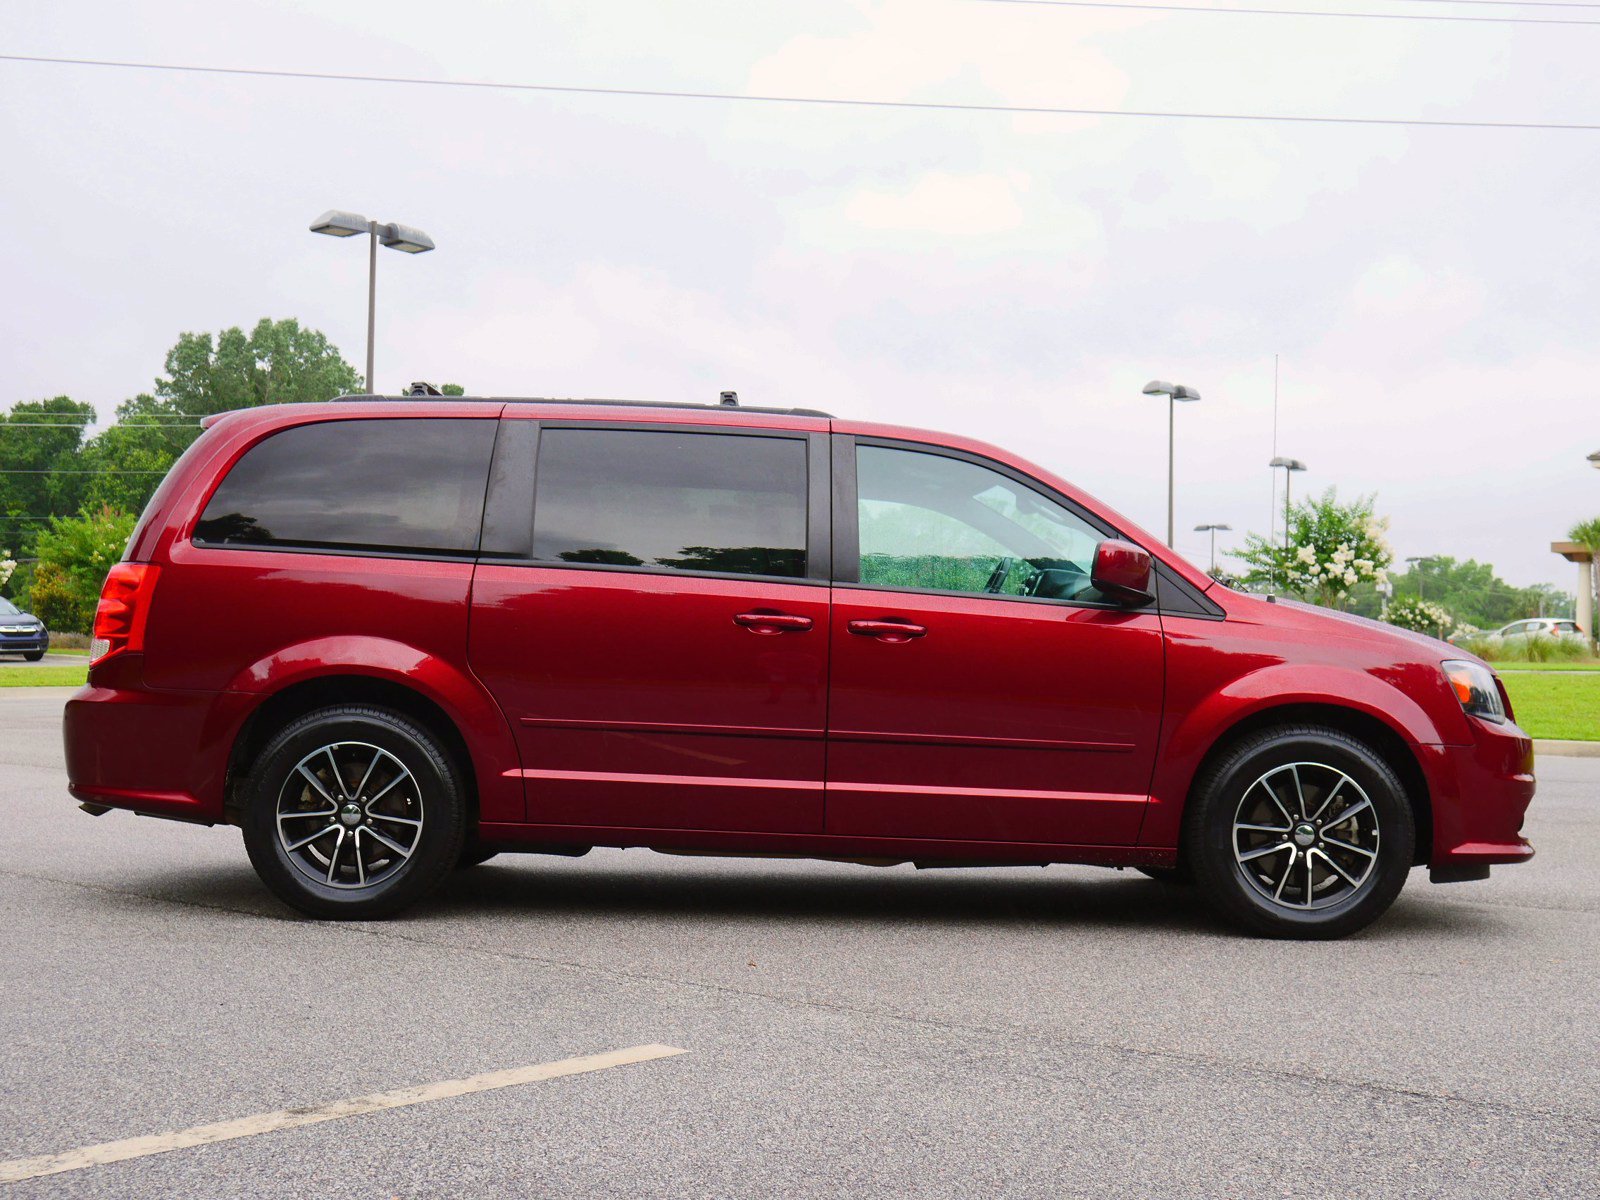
[[843, 171, 1029, 236]]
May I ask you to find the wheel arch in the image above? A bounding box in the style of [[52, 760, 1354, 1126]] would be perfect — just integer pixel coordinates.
[[225, 674, 496, 828], [1177, 703, 1432, 867]]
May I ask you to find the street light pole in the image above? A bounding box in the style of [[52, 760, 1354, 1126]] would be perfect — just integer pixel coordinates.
[[310, 210, 436, 396], [366, 223, 378, 395], [1142, 380, 1202, 546], [1194, 523, 1232, 575], [1268, 457, 1307, 552], [1405, 555, 1432, 600]]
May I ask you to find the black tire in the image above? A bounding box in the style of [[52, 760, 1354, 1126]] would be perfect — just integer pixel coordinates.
[[241, 705, 467, 919], [23, 651, 44, 662], [455, 844, 500, 869], [1185, 725, 1414, 939]]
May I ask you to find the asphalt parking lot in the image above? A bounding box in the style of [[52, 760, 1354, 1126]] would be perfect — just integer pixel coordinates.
[[0, 653, 85, 668], [1, 687, 1596, 1198]]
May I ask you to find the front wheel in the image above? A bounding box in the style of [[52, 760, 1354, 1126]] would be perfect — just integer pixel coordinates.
[[23, 651, 44, 662], [242, 705, 467, 919], [1185, 726, 1415, 939]]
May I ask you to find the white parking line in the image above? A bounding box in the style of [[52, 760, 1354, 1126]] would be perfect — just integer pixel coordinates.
[[0, 1043, 687, 1184]]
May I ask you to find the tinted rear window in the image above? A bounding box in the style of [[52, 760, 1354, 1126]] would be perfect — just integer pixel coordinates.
[[195, 418, 497, 555], [531, 428, 807, 578]]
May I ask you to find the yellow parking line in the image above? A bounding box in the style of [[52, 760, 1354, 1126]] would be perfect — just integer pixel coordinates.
[[0, 1043, 687, 1184]]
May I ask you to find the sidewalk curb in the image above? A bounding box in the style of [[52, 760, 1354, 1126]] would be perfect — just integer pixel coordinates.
[[1534, 739, 1600, 758]]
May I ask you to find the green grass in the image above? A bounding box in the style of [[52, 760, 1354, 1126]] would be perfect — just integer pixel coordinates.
[[0, 665, 88, 688], [1493, 661, 1600, 672], [1501, 673, 1600, 740]]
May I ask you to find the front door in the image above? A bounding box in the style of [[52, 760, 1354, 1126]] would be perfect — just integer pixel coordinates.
[[826, 438, 1164, 847], [469, 421, 831, 833]]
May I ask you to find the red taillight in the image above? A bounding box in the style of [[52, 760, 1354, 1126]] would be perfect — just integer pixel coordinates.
[[90, 563, 159, 664]]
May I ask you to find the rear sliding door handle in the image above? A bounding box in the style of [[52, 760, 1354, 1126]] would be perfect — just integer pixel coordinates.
[[847, 619, 927, 643], [733, 612, 814, 634]]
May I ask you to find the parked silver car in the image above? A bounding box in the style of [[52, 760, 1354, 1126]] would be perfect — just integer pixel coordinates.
[[1447, 617, 1585, 646]]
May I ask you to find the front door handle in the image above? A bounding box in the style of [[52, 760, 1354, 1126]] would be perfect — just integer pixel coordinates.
[[847, 619, 927, 643], [733, 611, 814, 635]]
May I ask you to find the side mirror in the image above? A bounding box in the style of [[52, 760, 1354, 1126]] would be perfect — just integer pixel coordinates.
[[1091, 540, 1155, 607]]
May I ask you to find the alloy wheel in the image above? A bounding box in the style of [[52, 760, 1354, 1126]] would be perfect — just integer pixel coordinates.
[[274, 741, 424, 890], [1231, 761, 1380, 911]]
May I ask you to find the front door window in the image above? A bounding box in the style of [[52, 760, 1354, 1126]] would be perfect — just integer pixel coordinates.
[[855, 445, 1112, 604]]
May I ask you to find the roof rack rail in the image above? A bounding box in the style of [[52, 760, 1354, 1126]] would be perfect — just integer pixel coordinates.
[[330, 394, 833, 418]]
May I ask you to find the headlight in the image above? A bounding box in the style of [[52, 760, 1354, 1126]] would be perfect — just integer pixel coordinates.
[[1443, 660, 1505, 724]]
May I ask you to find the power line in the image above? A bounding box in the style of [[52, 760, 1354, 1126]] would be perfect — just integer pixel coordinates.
[[966, 0, 1600, 24], [0, 469, 170, 475], [1382, 0, 1600, 8], [0, 413, 209, 421], [1379, 0, 1600, 8], [0, 422, 202, 429], [2, 54, 1597, 132]]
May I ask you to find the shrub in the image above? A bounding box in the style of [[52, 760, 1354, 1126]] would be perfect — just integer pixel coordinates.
[[28, 506, 137, 634], [1385, 595, 1454, 637], [1459, 634, 1589, 664]]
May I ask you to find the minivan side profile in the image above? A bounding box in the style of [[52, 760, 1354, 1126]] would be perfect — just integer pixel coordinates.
[[63, 397, 1536, 937]]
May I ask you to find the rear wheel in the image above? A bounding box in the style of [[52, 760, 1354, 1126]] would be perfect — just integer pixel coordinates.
[[241, 705, 466, 919], [1186, 725, 1414, 939]]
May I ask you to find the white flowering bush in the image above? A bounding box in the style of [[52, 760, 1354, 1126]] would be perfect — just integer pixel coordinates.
[[1385, 595, 1454, 636], [1233, 490, 1393, 609], [0, 551, 15, 590]]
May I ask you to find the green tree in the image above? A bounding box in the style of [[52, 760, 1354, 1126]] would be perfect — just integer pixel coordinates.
[[0, 397, 95, 559], [1232, 489, 1393, 608], [75, 318, 363, 521], [1388, 555, 1573, 630], [154, 317, 363, 416], [28, 506, 137, 634]]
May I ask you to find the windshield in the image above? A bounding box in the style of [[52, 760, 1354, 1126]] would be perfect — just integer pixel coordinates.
[[0, 598, 20, 616]]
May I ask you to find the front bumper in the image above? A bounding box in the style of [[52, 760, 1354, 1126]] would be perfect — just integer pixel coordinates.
[[0, 629, 49, 654], [62, 655, 254, 824], [1419, 717, 1536, 872]]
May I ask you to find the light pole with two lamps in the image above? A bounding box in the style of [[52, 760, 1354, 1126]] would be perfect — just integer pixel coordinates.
[[309, 210, 436, 394], [1141, 380, 1201, 546], [1269, 456, 1308, 549], [1404, 555, 1435, 600], [1193, 523, 1232, 575]]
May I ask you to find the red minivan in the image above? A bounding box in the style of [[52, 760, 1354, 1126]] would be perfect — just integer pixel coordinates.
[[63, 397, 1535, 937]]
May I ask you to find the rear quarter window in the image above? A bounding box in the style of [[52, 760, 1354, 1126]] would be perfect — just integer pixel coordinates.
[[194, 418, 497, 556]]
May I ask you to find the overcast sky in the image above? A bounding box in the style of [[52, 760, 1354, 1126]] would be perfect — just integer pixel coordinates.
[[3, 0, 1596, 587]]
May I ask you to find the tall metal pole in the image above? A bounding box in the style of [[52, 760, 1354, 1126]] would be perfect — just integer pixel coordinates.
[[1269, 354, 1279, 552], [1282, 466, 1293, 551], [365, 221, 378, 394], [1167, 394, 1175, 546], [1209, 526, 1218, 574]]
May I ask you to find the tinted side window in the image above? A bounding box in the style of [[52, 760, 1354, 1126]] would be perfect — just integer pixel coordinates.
[[195, 418, 497, 555], [532, 429, 807, 578], [855, 444, 1112, 604]]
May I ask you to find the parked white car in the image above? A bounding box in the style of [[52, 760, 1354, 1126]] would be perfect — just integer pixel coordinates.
[[1446, 617, 1585, 646]]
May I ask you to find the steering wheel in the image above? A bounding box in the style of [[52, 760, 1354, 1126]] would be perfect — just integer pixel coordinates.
[[983, 556, 1015, 594]]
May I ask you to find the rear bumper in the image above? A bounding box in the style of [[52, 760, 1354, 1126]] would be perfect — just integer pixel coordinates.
[[1419, 718, 1536, 870], [62, 655, 253, 824]]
